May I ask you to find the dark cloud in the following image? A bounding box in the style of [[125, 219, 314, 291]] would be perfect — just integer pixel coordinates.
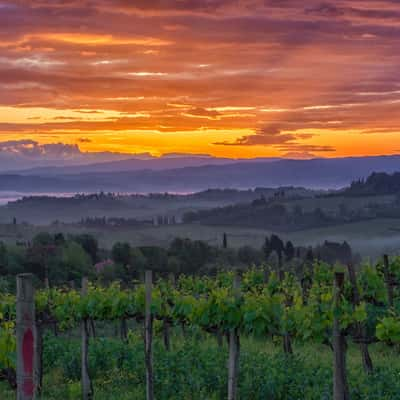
[[0, 139, 81, 158], [214, 126, 298, 146], [277, 143, 336, 152], [305, 3, 345, 17], [214, 124, 335, 153], [282, 151, 317, 159]]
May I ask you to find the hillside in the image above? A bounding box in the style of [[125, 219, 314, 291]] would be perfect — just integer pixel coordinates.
[[344, 172, 400, 196], [0, 187, 317, 225], [2, 155, 400, 193]]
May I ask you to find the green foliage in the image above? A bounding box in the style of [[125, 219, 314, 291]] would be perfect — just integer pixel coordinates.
[[72, 234, 98, 264], [4, 335, 398, 400], [0, 294, 16, 371], [3, 256, 400, 399], [59, 241, 92, 281], [111, 242, 131, 266], [358, 264, 386, 303], [376, 316, 400, 344]]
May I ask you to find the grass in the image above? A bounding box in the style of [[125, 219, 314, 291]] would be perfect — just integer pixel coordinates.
[[1, 328, 400, 399]]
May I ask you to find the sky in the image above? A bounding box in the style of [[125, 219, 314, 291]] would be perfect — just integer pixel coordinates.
[[0, 0, 400, 162]]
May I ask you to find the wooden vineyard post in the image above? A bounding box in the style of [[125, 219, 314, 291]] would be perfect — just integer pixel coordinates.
[[283, 295, 293, 355], [333, 272, 349, 400], [120, 318, 128, 342], [16, 273, 37, 400], [161, 272, 175, 351], [81, 277, 93, 400], [347, 264, 373, 374], [228, 274, 241, 400], [216, 329, 223, 348], [383, 254, 394, 308], [145, 270, 154, 400], [279, 269, 293, 354], [162, 317, 170, 351], [34, 322, 43, 397]]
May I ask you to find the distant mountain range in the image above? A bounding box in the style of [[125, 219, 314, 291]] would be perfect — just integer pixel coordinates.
[[15, 155, 280, 175], [1, 155, 400, 193]]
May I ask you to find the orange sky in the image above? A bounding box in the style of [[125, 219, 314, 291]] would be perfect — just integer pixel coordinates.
[[1, 0, 400, 160]]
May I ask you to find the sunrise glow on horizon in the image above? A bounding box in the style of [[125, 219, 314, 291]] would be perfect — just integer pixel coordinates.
[[1, 1, 400, 160]]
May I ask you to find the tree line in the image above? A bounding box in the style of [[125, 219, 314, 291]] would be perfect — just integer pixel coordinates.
[[0, 231, 355, 291]]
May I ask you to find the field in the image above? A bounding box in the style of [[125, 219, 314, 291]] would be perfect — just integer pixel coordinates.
[[1, 330, 400, 399], [281, 194, 396, 213], [0, 192, 395, 225], [2, 218, 400, 259], [1, 191, 400, 260], [0, 195, 234, 225]]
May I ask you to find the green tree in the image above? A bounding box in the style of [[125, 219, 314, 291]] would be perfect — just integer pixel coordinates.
[[73, 234, 98, 263], [263, 236, 271, 261], [140, 246, 168, 273], [223, 233, 228, 249], [58, 242, 92, 282], [270, 234, 284, 266], [0, 242, 7, 274], [32, 232, 54, 247], [112, 242, 131, 266], [238, 245, 262, 266], [127, 247, 147, 279], [284, 241, 295, 261]]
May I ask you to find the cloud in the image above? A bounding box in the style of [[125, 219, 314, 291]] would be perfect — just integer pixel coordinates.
[[214, 126, 297, 146], [214, 125, 314, 145], [277, 143, 336, 153], [305, 3, 345, 17], [0, 139, 154, 170], [282, 151, 318, 160], [0, 0, 400, 158], [0, 139, 37, 147], [214, 125, 336, 153], [0, 139, 81, 158]]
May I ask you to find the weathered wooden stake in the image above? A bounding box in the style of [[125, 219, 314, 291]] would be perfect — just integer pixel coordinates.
[[120, 318, 128, 341], [34, 323, 43, 397], [283, 330, 293, 354], [283, 293, 294, 355], [228, 274, 241, 400], [162, 318, 170, 351], [81, 277, 93, 400], [145, 270, 154, 400], [90, 319, 96, 338], [347, 264, 373, 374], [216, 330, 223, 348], [16, 273, 36, 400], [333, 272, 349, 400], [279, 269, 293, 354], [383, 254, 394, 307]]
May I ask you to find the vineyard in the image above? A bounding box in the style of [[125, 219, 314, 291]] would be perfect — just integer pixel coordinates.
[[1, 257, 400, 399]]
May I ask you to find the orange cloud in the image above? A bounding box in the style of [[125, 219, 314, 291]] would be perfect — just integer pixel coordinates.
[[0, 0, 399, 160]]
